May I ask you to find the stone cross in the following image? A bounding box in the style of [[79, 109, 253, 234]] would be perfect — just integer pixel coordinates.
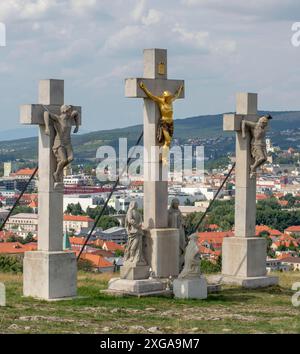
[[223, 93, 258, 238], [221, 93, 278, 287], [20, 79, 81, 252], [125, 48, 184, 229]]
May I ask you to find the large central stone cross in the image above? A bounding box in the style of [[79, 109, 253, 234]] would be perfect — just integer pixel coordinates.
[[125, 49, 184, 277], [125, 48, 184, 229], [221, 93, 278, 287], [20, 79, 81, 300]]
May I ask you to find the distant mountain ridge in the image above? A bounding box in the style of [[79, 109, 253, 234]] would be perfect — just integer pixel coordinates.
[[0, 110, 300, 161]]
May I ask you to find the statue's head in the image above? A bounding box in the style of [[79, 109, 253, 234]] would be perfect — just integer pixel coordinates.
[[163, 90, 173, 102], [128, 200, 138, 210], [171, 198, 180, 210], [188, 233, 198, 242], [259, 114, 272, 128], [60, 105, 72, 115]]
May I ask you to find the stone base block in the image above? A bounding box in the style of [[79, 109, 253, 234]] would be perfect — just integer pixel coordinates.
[[120, 265, 150, 280], [0, 282, 5, 306], [222, 237, 268, 278], [146, 228, 179, 278], [173, 277, 208, 299], [23, 251, 77, 300], [106, 278, 169, 297], [208, 274, 278, 289]]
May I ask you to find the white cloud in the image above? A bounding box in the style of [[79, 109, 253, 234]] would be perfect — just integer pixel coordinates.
[[142, 9, 162, 26], [131, 0, 146, 21]]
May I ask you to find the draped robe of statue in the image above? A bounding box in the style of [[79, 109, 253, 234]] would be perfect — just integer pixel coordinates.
[[124, 201, 146, 266], [168, 198, 187, 271], [178, 234, 201, 279]]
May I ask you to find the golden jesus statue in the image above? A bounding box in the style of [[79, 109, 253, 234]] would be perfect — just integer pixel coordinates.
[[139, 81, 184, 165]]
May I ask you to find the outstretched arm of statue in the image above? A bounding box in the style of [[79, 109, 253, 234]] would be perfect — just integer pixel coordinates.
[[242, 119, 256, 139], [139, 81, 163, 104], [72, 110, 79, 134], [172, 84, 184, 102], [43, 111, 59, 136]]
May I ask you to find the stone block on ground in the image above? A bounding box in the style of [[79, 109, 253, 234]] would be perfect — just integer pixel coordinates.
[[120, 265, 150, 280], [106, 277, 169, 297], [0, 283, 5, 306], [23, 251, 77, 300], [173, 277, 208, 299]]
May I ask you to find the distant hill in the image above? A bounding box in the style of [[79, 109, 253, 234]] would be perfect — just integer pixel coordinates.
[[0, 110, 300, 161]]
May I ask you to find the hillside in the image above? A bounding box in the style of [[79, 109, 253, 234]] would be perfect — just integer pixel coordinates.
[[0, 271, 299, 334], [0, 111, 300, 161]]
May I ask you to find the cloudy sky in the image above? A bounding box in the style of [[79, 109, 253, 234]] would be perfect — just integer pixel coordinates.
[[1, 0, 300, 133]]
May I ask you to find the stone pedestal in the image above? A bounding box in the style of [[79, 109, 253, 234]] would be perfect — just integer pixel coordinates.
[[146, 228, 180, 278], [173, 277, 208, 299], [23, 251, 77, 300], [0, 283, 5, 306], [120, 265, 150, 280], [106, 278, 169, 297], [221, 237, 278, 288]]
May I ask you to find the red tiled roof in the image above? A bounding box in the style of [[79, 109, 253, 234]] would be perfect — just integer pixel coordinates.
[[256, 194, 269, 200], [79, 253, 113, 268], [14, 168, 36, 176], [64, 215, 94, 222], [0, 242, 37, 254], [102, 241, 124, 252], [256, 225, 282, 236], [285, 226, 300, 233], [69, 236, 92, 246], [207, 224, 219, 230], [198, 231, 234, 242]]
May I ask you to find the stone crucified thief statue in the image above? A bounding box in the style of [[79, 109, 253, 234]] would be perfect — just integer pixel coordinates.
[[139, 81, 184, 165], [43, 105, 79, 183], [242, 114, 272, 179]]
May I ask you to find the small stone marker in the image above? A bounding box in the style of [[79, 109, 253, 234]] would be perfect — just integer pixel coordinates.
[[0, 283, 6, 306]]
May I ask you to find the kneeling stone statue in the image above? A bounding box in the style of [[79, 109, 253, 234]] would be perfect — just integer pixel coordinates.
[[173, 234, 207, 299]]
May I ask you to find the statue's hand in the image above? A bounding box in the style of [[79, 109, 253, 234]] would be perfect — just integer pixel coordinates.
[[73, 126, 79, 134], [44, 128, 50, 136], [139, 81, 145, 90]]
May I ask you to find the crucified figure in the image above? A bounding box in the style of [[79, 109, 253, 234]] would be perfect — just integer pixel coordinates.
[[43, 105, 79, 183], [242, 114, 272, 179], [139, 81, 184, 165]]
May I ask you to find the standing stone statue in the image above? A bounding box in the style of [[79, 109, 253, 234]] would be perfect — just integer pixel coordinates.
[[44, 105, 79, 182], [242, 114, 272, 178], [139, 81, 184, 165], [124, 201, 146, 266], [168, 198, 187, 271], [178, 233, 201, 279]]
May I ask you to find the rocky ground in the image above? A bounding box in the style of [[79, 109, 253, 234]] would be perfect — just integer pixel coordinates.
[[0, 272, 300, 334]]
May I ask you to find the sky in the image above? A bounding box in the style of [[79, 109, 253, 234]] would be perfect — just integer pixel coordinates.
[[1, 0, 300, 133]]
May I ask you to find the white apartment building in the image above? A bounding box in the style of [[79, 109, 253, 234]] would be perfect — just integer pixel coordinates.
[[6, 213, 38, 238]]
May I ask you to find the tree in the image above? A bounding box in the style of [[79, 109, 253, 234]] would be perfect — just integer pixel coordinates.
[[24, 232, 35, 244], [200, 257, 221, 274], [12, 206, 34, 216], [86, 205, 116, 220], [114, 249, 124, 257], [97, 215, 119, 230], [0, 255, 23, 273], [77, 258, 94, 272], [66, 203, 85, 216]]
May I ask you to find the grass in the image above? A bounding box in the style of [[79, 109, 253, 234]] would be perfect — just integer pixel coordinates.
[[0, 271, 300, 334]]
